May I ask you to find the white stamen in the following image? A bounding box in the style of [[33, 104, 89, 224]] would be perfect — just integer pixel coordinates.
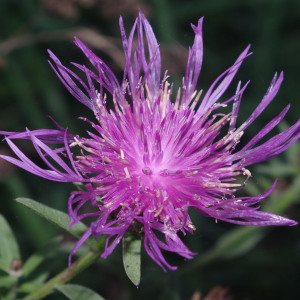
[[154, 206, 163, 217], [174, 88, 181, 110], [124, 167, 130, 178], [190, 89, 203, 110], [242, 168, 251, 177], [145, 84, 153, 102], [120, 148, 125, 160], [185, 171, 198, 177]]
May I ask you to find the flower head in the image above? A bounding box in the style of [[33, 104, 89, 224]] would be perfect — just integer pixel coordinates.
[[1, 12, 299, 271]]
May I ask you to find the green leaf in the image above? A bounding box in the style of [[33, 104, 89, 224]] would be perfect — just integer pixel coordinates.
[[257, 162, 300, 177], [22, 253, 44, 278], [15, 198, 97, 249], [192, 226, 265, 268], [4, 174, 56, 246], [0, 275, 17, 288], [0, 259, 8, 272], [196, 175, 300, 267], [285, 139, 299, 165], [265, 175, 300, 214], [122, 233, 141, 286], [59, 241, 90, 256], [0, 214, 21, 273], [56, 284, 106, 300], [22, 236, 63, 277], [18, 273, 49, 293], [210, 226, 264, 259]]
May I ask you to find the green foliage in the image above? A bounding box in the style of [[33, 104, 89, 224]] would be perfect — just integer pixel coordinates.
[[22, 237, 63, 277], [122, 234, 142, 286], [56, 284, 106, 300], [0, 202, 106, 300], [0, 215, 21, 274], [15, 198, 97, 250], [204, 226, 264, 261], [0, 276, 17, 289], [18, 273, 49, 293]]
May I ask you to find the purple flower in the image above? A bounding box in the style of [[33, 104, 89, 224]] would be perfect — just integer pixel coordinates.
[[1, 12, 299, 271]]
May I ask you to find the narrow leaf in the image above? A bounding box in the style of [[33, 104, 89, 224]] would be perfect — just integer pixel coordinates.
[[22, 253, 44, 278], [18, 273, 49, 293], [257, 162, 299, 177], [22, 236, 63, 277], [266, 175, 300, 214], [122, 233, 141, 286], [0, 259, 8, 272], [56, 284, 106, 300], [15, 198, 97, 249], [0, 214, 21, 273], [211, 226, 264, 259], [0, 275, 17, 288], [187, 226, 264, 270]]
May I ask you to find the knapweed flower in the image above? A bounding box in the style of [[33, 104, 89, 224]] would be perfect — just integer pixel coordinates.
[[1, 12, 299, 271]]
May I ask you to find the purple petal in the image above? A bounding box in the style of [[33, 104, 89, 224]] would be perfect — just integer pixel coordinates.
[[48, 50, 93, 110], [232, 119, 300, 166], [182, 18, 204, 106], [197, 45, 251, 116]]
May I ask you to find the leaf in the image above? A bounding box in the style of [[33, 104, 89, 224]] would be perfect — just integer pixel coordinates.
[[0, 275, 17, 288], [0, 259, 8, 272], [285, 139, 300, 165], [4, 174, 56, 246], [15, 198, 97, 249], [22, 236, 63, 277], [18, 273, 49, 293], [22, 253, 44, 278], [257, 162, 300, 177], [0, 214, 21, 273], [59, 241, 90, 256], [192, 226, 265, 268], [211, 226, 264, 259], [56, 284, 106, 300], [266, 175, 300, 214], [122, 233, 141, 286], [197, 175, 300, 266]]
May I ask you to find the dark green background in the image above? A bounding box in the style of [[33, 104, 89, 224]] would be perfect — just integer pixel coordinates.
[[0, 0, 299, 299]]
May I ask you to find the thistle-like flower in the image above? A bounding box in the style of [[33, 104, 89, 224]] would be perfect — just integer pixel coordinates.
[[1, 12, 299, 271]]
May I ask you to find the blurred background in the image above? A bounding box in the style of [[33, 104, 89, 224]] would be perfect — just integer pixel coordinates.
[[0, 0, 300, 299]]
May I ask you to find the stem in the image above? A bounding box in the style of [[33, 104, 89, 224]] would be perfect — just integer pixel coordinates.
[[22, 250, 101, 300]]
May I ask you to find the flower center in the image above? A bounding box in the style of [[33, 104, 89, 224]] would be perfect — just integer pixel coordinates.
[[142, 167, 152, 175]]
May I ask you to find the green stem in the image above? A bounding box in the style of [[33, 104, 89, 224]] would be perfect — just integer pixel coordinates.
[[22, 250, 101, 300]]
